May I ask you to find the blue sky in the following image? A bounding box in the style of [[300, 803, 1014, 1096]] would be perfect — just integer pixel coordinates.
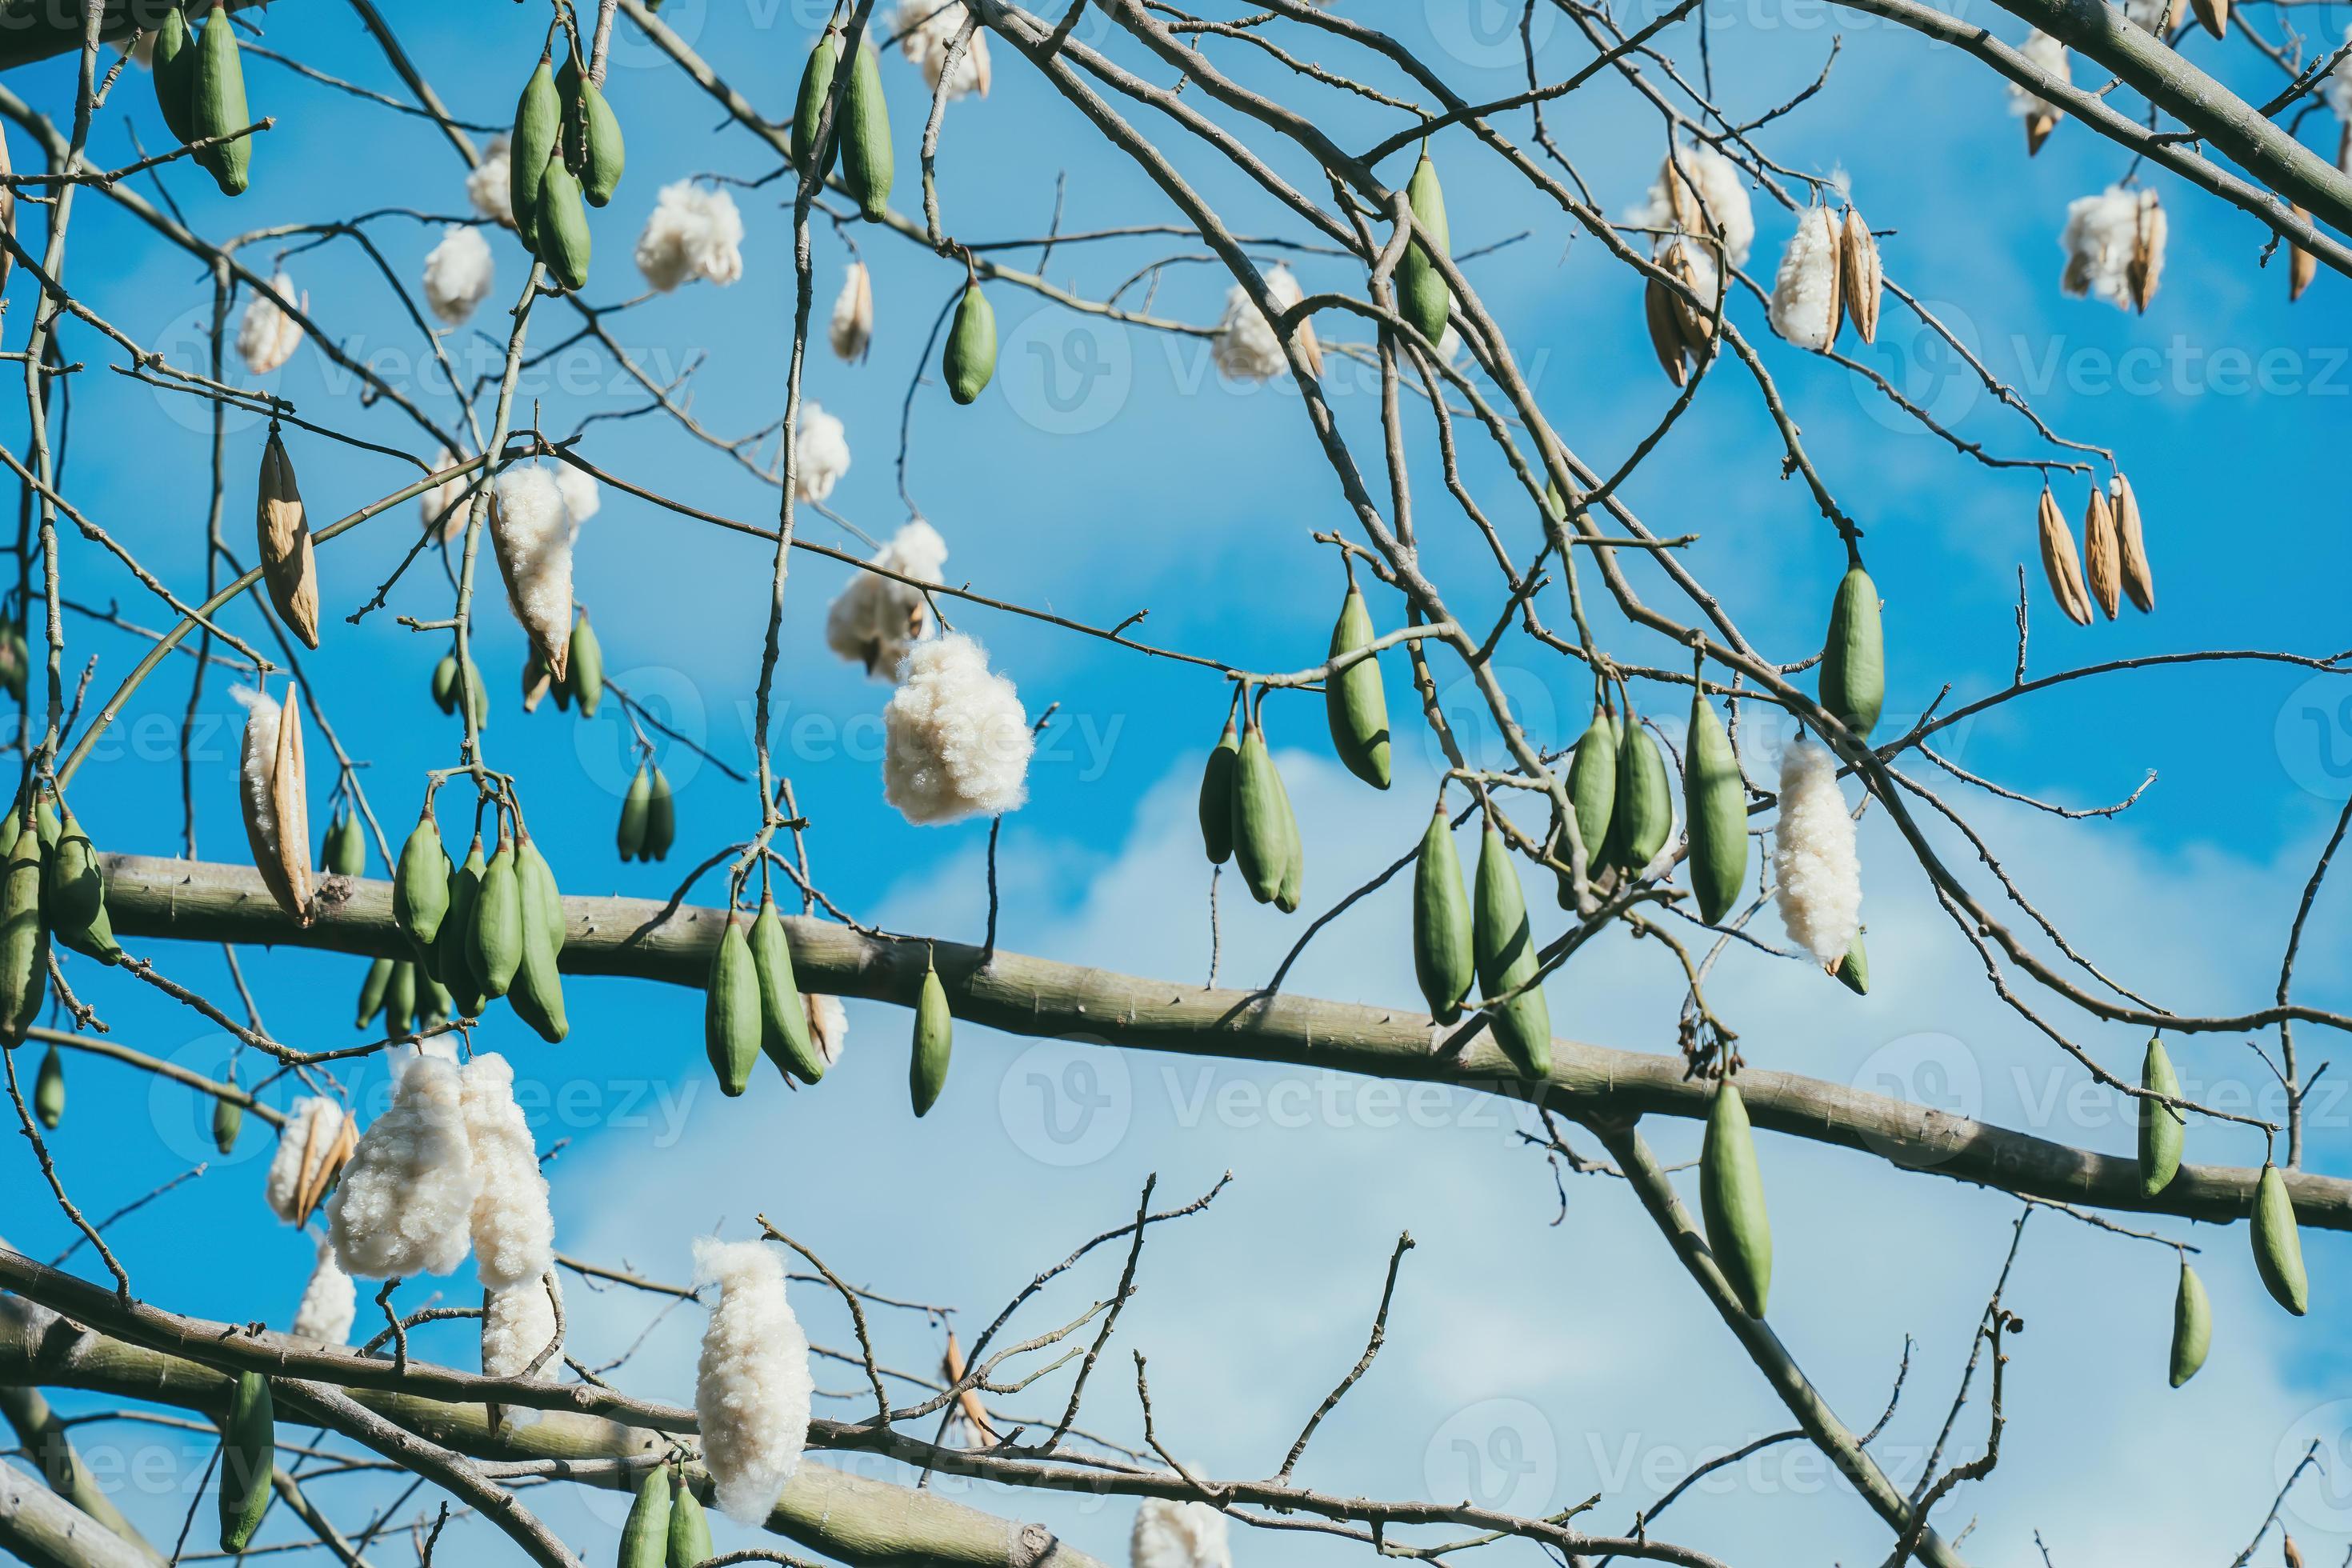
[[6, 2, 2352, 1564]]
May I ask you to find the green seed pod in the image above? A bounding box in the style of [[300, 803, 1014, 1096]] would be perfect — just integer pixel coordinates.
[[2138, 1035, 2184, 1198], [1564, 706, 1617, 874], [1700, 1078, 1773, 1318], [432, 838, 486, 998], [1682, 694, 1747, 925], [0, 809, 48, 1046], [944, 282, 998, 405], [34, 1043, 62, 1130], [212, 1092, 242, 1155], [394, 810, 452, 951], [751, 898, 822, 1082], [1834, 932, 1870, 995], [189, 1, 253, 197], [510, 57, 560, 249], [383, 959, 417, 1042], [705, 915, 761, 1097], [152, 3, 198, 146], [1395, 150, 1451, 347], [323, 806, 366, 879], [839, 38, 893, 222], [1472, 823, 1551, 1079], [418, 971, 455, 1031], [1230, 719, 1287, 904], [792, 28, 843, 182], [555, 54, 626, 206], [431, 652, 460, 714], [1611, 719, 1673, 875], [215, 1370, 274, 1553], [0, 622, 26, 703], [568, 614, 604, 718], [643, 768, 676, 861], [54, 894, 123, 967], [510, 834, 568, 1045], [1411, 808, 1474, 1024], [2170, 1258, 2211, 1388], [910, 952, 952, 1117], [1324, 582, 1391, 790], [666, 1478, 713, 1568], [535, 156, 594, 294], [616, 764, 652, 861], [469, 830, 524, 1001], [518, 835, 566, 955], [1818, 564, 1885, 741], [2252, 1163, 2308, 1316], [619, 1464, 672, 1568], [354, 955, 395, 1029], [1272, 763, 1303, 915], [45, 801, 103, 936], [1198, 719, 1238, 866]]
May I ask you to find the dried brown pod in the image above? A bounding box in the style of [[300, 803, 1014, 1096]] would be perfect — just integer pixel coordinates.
[[2128, 190, 2166, 314], [2082, 483, 2120, 620], [941, 1330, 998, 1445], [0, 124, 14, 297], [2190, 0, 2228, 37], [829, 261, 874, 362], [255, 428, 320, 649], [1840, 207, 1882, 345], [1644, 239, 1717, 385], [1644, 273, 1690, 386], [2289, 206, 2317, 303], [2037, 486, 2094, 626], [2111, 472, 2154, 613], [290, 1106, 357, 1226], [2284, 1534, 2304, 1568], [239, 686, 314, 923]]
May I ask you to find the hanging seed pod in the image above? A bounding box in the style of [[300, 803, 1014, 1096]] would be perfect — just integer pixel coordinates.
[[215, 1370, 274, 1553], [1564, 705, 1618, 882], [0, 622, 25, 704], [620, 1464, 672, 1568], [832, 261, 875, 362], [2112, 474, 2154, 614], [1324, 579, 1391, 790], [943, 279, 998, 405], [705, 914, 761, 1097], [554, 53, 626, 206], [418, 971, 455, 1032], [54, 890, 122, 968], [152, 3, 198, 145], [1198, 718, 1238, 865], [383, 958, 417, 1042], [469, 826, 524, 1001], [751, 898, 822, 1082], [568, 614, 604, 717], [2127, 190, 2166, 314], [2138, 1035, 2184, 1198], [793, 27, 844, 182], [2036, 486, 2094, 626], [1839, 207, 1882, 345], [642, 767, 676, 861], [2083, 484, 2121, 621], [2289, 206, 2318, 303], [839, 38, 894, 222], [509, 833, 568, 1044], [534, 157, 594, 293], [1700, 1078, 1773, 1318], [213, 1083, 243, 1154], [1271, 757, 1304, 915], [1834, 932, 1870, 994], [322, 807, 365, 879], [1230, 714, 1286, 905], [1684, 694, 1747, 926], [667, 1479, 713, 1568], [1645, 239, 1716, 386], [394, 809, 452, 951], [433, 838, 489, 1014], [616, 765, 651, 860], [1611, 720, 1673, 876], [46, 800, 103, 936], [431, 653, 459, 713], [1472, 823, 1551, 1079], [189, 1, 253, 197], [354, 956, 394, 1030], [1412, 808, 1474, 1024], [255, 430, 319, 648], [910, 951, 953, 1116], [1819, 564, 1885, 740], [2190, 0, 2226, 36], [510, 55, 560, 248], [1395, 150, 1452, 347], [2170, 1259, 2211, 1387], [33, 1043, 62, 1129], [522, 649, 554, 714], [1, 804, 49, 1046], [2252, 1163, 2308, 1315]]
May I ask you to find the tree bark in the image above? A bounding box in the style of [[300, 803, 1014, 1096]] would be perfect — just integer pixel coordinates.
[[0, 1, 272, 74]]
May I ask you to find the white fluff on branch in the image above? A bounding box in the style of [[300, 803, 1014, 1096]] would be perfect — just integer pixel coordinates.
[[326, 1052, 479, 1280], [1628, 142, 1753, 266], [468, 137, 514, 227], [2328, 28, 2352, 122], [830, 263, 874, 362], [238, 272, 306, 376], [794, 402, 852, 503], [1767, 206, 1841, 351], [825, 520, 946, 679], [2059, 183, 2165, 310], [1772, 738, 1862, 968], [882, 632, 1033, 824], [1132, 1499, 1232, 1568], [289, 1238, 356, 1345], [480, 1273, 565, 1394], [892, 0, 991, 99], [1212, 262, 1306, 382], [636, 181, 745, 292], [2008, 31, 2070, 128], [264, 1097, 348, 1222], [554, 463, 600, 526], [459, 1054, 555, 1293], [420, 449, 472, 541], [692, 1238, 814, 1526], [423, 226, 496, 327], [491, 466, 584, 678], [230, 684, 308, 916]]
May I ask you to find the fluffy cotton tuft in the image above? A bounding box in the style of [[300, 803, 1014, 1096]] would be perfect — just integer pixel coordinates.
[[1132, 1500, 1231, 1568], [1772, 739, 1862, 967], [882, 633, 1032, 824], [794, 402, 851, 503], [459, 1054, 555, 1292], [289, 1238, 356, 1345], [326, 1053, 479, 1279], [825, 520, 946, 678], [265, 1096, 349, 1222], [1628, 142, 1753, 266], [692, 1239, 814, 1526], [421, 449, 473, 541], [1767, 206, 1842, 351], [893, 0, 992, 99], [554, 464, 600, 526], [469, 137, 514, 227], [1212, 263, 1306, 382], [2008, 31, 2070, 130], [238, 273, 306, 376], [231, 685, 296, 895], [636, 181, 745, 292], [481, 1273, 565, 1383], [492, 466, 585, 677], [424, 226, 496, 326], [830, 263, 874, 362], [2059, 184, 2165, 311], [807, 994, 847, 1067], [2328, 29, 2352, 123]]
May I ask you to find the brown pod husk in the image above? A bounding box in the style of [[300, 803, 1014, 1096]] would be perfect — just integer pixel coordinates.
[[1840, 207, 1881, 345], [2128, 190, 2166, 314], [2111, 473, 2154, 613], [2036, 486, 2094, 626], [2289, 206, 2317, 303], [239, 688, 314, 922], [2082, 484, 2121, 621], [256, 429, 320, 649], [0, 125, 14, 296]]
